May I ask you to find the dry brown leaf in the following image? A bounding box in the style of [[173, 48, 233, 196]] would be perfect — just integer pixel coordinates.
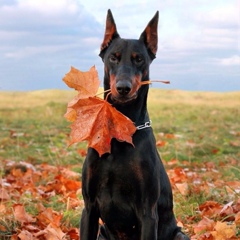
[[0, 203, 6, 214], [55, 174, 82, 191], [0, 188, 10, 200], [220, 201, 235, 221], [235, 211, 240, 224], [199, 201, 222, 218], [43, 223, 66, 240], [13, 204, 36, 224], [66, 228, 80, 239], [175, 182, 189, 196], [193, 216, 215, 234], [18, 230, 37, 240], [211, 221, 236, 240], [156, 140, 167, 147], [37, 208, 62, 227]]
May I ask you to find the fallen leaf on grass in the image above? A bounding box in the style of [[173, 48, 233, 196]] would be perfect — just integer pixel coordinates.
[[220, 201, 234, 221], [175, 182, 189, 196], [35, 223, 65, 240], [193, 217, 215, 234], [164, 133, 176, 139], [226, 181, 240, 194], [168, 168, 188, 184], [43, 223, 66, 240], [77, 148, 87, 157], [166, 159, 179, 166], [9, 130, 26, 138], [18, 230, 36, 240], [235, 211, 240, 224], [211, 149, 219, 154], [229, 141, 240, 147], [13, 204, 36, 224], [60, 168, 80, 179], [211, 221, 236, 240], [0, 188, 10, 200], [37, 208, 62, 228], [66, 228, 79, 240], [0, 203, 6, 214], [199, 201, 222, 218], [55, 174, 82, 191], [156, 140, 167, 147]]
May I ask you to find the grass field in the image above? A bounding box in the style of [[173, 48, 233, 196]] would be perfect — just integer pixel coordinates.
[[0, 89, 239, 239]]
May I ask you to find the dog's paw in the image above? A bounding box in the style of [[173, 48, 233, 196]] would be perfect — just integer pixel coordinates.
[[174, 231, 190, 240]]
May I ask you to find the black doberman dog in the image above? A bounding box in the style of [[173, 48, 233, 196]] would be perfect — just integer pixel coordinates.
[[80, 10, 190, 240]]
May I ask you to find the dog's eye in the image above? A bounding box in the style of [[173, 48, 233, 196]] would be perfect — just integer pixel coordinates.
[[109, 55, 119, 64], [134, 56, 144, 64]]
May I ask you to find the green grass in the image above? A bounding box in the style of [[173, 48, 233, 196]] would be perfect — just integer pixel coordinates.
[[1, 88, 239, 180], [148, 89, 240, 165], [0, 90, 85, 166], [0, 89, 239, 236], [1, 89, 239, 165]]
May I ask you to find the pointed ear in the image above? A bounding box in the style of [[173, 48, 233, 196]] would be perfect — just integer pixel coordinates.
[[139, 11, 159, 60], [99, 9, 120, 58]]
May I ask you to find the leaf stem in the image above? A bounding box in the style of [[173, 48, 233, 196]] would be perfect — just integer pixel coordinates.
[[105, 92, 112, 101], [94, 80, 169, 98], [95, 89, 111, 97], [141, 80, 170, 85]]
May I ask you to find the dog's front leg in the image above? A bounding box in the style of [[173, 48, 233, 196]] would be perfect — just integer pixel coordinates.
[[80, 206, 99, 240], [140, 208, 158, 240]]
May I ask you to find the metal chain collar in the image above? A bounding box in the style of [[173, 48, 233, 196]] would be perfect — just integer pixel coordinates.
[[136, 120, 152, 130]]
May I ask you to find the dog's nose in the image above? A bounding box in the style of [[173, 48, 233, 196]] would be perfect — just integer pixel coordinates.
[[116, 81, 132, 96]]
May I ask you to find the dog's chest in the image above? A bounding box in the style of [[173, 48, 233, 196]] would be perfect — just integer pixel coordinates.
[[97, 156, 142, 197], [94, 157, 141, 228]]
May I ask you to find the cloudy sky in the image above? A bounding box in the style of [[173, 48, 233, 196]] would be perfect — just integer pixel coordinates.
[[0, 0, 239, 92]]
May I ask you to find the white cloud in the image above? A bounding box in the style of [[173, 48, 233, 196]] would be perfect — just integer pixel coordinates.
[[4, 44, 80, 59], [0, 0, 239, 91], [0, 30, 29, 41], [18, 0, 79, 15], [219, 55, 240, 66], [196, 4, 239, 28]]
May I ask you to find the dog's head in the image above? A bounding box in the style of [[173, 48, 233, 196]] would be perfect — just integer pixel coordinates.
[[99, 9, 159, 104]]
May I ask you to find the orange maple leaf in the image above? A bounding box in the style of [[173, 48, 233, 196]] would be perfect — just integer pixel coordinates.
[[211, 221, 236, 239], [63, 66, 136, 156], [63, 66, 101, 122], [63, 66, 100, 98], [69, 97, 136, 156], [37, 208, 62, 227], [199, 201, 222, 218], [42, 223, 66, 240], [175, 182, 189, 196], [13, 204, 36, 224], [18, 230, 35, 239], [55, 174, 82, 191], [193, 216, 215, 234], [66, 228, 79, 239]]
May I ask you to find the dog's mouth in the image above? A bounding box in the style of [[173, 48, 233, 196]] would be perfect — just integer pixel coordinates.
[[110, 92, 138, 104]]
